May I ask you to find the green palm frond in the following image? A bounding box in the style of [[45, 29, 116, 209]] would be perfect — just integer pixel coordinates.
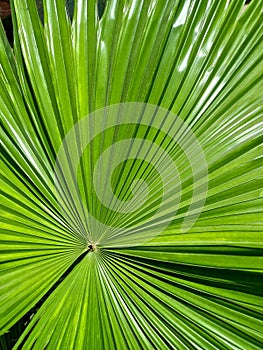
[[0, 0, 263, 349]]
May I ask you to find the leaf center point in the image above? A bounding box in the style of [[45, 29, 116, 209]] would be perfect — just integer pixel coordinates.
[[88, 243, 97, 252]]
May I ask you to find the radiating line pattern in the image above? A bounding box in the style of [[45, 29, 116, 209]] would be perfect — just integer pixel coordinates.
[[0, 0, 263, 349], [53, 102, 208, 247]]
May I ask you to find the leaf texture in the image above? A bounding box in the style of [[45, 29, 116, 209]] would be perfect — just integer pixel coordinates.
[[0, 0, 263, 349]]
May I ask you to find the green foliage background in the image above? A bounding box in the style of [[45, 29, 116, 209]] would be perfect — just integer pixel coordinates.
[[0, 0, 263, 349]]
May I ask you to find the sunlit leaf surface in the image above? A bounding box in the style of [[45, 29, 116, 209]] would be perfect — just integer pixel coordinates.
[[0, 0, 262, 348]]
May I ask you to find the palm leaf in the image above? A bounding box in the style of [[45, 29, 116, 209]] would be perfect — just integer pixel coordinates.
[[0, 0, 263, 348]]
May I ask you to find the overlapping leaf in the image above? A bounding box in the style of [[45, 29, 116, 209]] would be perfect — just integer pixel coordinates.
[[0, 0, 263, 349]]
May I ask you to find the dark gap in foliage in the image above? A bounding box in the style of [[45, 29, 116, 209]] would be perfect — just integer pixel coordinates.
[[38, 0, 107, 22], [107, 251, 263, 296], [0, 0, 253, 46], [0, 248, 90, 348], [1, 0, 106, 46], [0, 309, 36, 350], [1, 13, 13, 45], [62, 0, 107, 21], [98, 0, 107, 18]]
